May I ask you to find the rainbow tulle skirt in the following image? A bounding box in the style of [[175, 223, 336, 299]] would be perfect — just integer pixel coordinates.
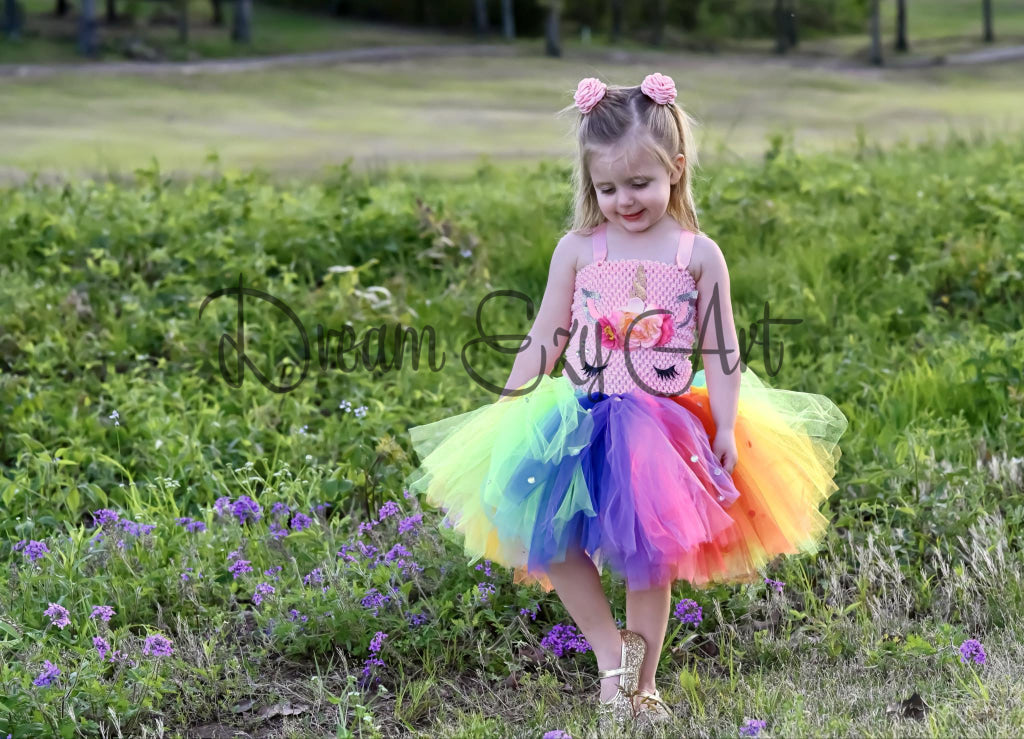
[[403, 368, 848, 592]]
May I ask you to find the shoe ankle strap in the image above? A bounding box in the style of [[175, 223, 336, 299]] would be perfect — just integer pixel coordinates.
[[597, 666, 627, 678]]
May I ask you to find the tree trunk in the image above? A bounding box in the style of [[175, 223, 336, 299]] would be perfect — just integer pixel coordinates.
[[3, 0, 23, 38], [177, 0, 187, 43], [982, 0, 993, 42], [474, 0, 487, 35], [895, 0, 908, 51], [774, 0, 788, 53], [78, 0, 97, 56], [55, 0, 68, 17], [211, 0, 223, 26], [501, 0, 514, 39], [869, 0, 882, 65], [544, 0, 561, 58], [232, 0, 251, 43], [785, 1, 798, 47], [651, 0, 665, 46], [610, 0, 623, 43], [105, 0, 116, 23]]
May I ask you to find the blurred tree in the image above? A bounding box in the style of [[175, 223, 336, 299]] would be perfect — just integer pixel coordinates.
[[54, 0, 68, 17], [610, 0, 623, 42], [105, 0, 116, 22], [982, 0, 993, 42], [544, 0, 561, 56], [178, 0, 188, 42], [474, 0, 488, 34], [3, 0, 24, 38], [895, 0, 907, 51], [78, 0, 98, 55], [501, 0, 515, 39], [651, 0, 666, 46], [869, 0, 882, 64], [232, 0, 251, 42], [774, 0, 798, 53], [211, 0, 224, 26]]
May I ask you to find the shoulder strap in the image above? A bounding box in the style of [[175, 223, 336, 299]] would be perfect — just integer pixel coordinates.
[[675, 228, 696, 269], [592, 221, 608, 263]]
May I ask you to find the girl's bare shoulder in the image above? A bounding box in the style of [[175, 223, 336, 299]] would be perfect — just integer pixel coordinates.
[[690, 232, 729, 284], [555, 229, 592, 274]]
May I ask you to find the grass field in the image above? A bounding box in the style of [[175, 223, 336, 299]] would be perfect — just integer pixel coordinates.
[[1, 51, 1022, 186], [1, 130, 1022, 736]]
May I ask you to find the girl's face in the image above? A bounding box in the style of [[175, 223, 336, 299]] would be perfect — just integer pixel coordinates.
[[589, 139, 684, 233]]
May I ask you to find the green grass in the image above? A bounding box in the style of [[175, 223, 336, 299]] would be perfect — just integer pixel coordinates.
[[1, 131, 1022, 735], [1, 52, 1023, 186]]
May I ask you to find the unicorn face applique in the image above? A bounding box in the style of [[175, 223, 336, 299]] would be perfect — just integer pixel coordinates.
[[568, 261, 699, 397]]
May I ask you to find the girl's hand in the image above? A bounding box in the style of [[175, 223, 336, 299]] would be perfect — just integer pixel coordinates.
[[711, 428, 738, 475]]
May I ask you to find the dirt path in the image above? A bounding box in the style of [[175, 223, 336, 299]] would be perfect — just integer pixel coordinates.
[[3, 39, 1024, 79]]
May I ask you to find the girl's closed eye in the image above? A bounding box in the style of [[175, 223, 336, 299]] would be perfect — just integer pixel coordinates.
[[598, 182, 649, 195]]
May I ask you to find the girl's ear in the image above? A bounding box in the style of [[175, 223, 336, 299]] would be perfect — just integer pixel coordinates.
[[670, 154, 686, 185]]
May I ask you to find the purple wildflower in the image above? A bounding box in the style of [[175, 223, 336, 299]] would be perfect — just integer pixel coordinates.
[[21, 540, 50, 562], [764, 577, 785, 594], [542, 732, 572, 739], [402, 487, 415, 500], [287, 609, 308, 624], [289, 512, 313, 532], [384, 543, 412, 562], [540, 624, 591, 658], [252, 582, 275, 606], [405, 610, 429, 626], [303, 567, 324, 587], [176, 517, 207, 533], [269, 523, 289, 541], [93, 636, 110, 660], [378, 501, 400, 520], [142, 634, 174, 658], [231, 496, 262, 524], [91, 508, 120, 527], [474, 559, 493, 578], [213, 496, 233, 517], [229, 558, 253, 579], [358, 519, 378, 536], [519, 604, 540, 621], [476, 582, 497, 603], [90, 605, 116, 623], [263, 565, 283, 580], [360, 631, 389, 689], [674, 598, 703, 626], [32, 660, 61, 687], [270, 502, 290, 519], [959, 638, 987, 665], [181, 566, 203, 582], [397, 512, 423, 535], [44, 603, 71, 630], [361, 588, 391, 616], [740, 718, 767, 736]]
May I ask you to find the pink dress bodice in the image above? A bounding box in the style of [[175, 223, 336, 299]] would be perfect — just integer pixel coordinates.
[[561, 221, 699, 396]]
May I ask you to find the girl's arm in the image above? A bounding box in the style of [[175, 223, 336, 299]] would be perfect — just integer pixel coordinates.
[[695, 236, 741, 457], [500, 233, 579, 398]]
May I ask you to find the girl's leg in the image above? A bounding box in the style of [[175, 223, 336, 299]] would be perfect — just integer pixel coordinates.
[[625, 581, 672, 694], [545, 543, 623, 702]]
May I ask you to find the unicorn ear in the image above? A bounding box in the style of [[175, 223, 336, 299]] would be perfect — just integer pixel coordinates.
[[674, 289, 698, 326]]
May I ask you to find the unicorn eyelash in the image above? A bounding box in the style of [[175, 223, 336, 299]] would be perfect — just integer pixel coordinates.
[[582, 360, 608, 378], [653, 365, 678, 380]]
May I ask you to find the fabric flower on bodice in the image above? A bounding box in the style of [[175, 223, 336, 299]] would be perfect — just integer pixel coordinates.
[[590, 296, 675, 350]]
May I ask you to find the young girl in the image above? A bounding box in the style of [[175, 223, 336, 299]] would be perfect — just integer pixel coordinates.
[[404, 73, 848, 733]]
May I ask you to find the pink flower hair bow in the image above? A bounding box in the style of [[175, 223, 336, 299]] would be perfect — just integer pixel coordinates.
[[640, 72, 677, 105], [573, 77, 607, 115]]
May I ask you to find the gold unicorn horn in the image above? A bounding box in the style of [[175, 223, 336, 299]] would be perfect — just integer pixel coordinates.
[[631, 264, 647, 302]]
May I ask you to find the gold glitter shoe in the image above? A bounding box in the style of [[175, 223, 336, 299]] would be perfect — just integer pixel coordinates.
[[596, 629, 647, 734], [636, 687, 675, 726]]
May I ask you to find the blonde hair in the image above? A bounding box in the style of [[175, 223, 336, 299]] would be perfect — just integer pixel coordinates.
[[559, 83, 701, 236]]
